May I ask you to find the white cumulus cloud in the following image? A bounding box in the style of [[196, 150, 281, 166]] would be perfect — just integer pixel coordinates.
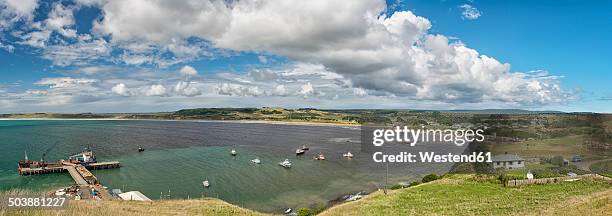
[[111, 83, 132, 96], [459, 4, 481, 20]]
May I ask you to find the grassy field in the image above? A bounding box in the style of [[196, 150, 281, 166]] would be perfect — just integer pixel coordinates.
[[489, 135, 588, 158], [0, 198, 268, 216], [591, 160, 612, 178], [320, 174, 611, 216]]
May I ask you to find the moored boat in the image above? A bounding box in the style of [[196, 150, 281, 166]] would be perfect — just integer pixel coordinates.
[[231, 148, 237, 156], [314, 153, 325, 160], [301, 145, 309, 150], [203, 180, 210, 187], [295, 148, 305, 155], [343, 151, 353, 158], [279, 159, 292, 168], [251, 158, 261, 164]]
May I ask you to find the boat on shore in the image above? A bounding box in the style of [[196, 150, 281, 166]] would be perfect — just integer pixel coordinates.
[[279, 159, 292, 168], [314, 153, 325, 160]]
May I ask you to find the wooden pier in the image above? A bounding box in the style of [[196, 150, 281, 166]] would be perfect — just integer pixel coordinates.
[[19, 160, 120, 187]]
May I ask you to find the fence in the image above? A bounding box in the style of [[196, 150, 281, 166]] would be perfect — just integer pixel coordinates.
[[506, 174, 612, 187]]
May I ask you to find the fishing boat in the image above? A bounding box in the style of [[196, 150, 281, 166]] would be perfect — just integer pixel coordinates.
[[203, 180, 210, 188], [314, 153, 325, 160], [295, 148, 305, 155], [278, 159, 292, 168], [343, 151, 354, 158], [231, 148, 237, 156], [301, 145, 309, 150], [138, 146, 145, 152], [251, 158, 261, 164]]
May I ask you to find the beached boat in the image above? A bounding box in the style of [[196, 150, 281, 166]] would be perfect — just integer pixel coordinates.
[[314, 153, 325, 160], [251, 158, 261, 164], [295, 148, 305, 155], [203, 180, 210, 188], [279, 159, 292, 168], [284, 208, 293, 214], [231, 148, 237, 156], [301, 145, 309, 150], [343, 152, 353, 158]]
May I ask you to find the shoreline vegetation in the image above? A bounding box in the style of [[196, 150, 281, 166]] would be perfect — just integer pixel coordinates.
[[2, 174, 610, 216]]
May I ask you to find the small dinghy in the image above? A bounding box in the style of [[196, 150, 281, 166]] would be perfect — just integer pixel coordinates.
[[203, 180, 210, 188], [138, 146, 145, 152], [251, 158, 261, 164], [284, 208, 293, 214], [314, 153, 326, 160], [230, 148, 237, 156]]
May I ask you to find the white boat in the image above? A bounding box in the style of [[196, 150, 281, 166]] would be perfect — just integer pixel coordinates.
[[284, 208, 293, 214], [203, 180, 210, 187], [295, 148, 305, 155], [314, 153, 325, 160], [231, 149, 237, 156], [301, 145, 309, 150], [279, 159, 292, 168], [251, 158, 261, 164], [343, 152, 354, 158], [54, 189, 66, 196]]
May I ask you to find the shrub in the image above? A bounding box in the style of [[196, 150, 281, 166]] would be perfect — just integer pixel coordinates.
[[409, 181, 421, 187], [297, 207, 311, 216], [498, 174, 509, 186], [550, 155, 565, 166], [422, 174, 440, 183], [390, 185, 403, 190]]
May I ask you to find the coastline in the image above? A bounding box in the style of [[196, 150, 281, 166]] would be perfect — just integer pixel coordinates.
[[0, 118, 361, 127]]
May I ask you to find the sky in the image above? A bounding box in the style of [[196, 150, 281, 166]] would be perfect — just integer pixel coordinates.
[[0, 0, 610, 113]]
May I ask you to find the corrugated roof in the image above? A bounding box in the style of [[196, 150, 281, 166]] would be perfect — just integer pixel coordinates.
[[492, 154, 524, 162]]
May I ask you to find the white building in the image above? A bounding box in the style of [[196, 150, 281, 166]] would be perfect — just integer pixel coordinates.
[[118, 191, 151, 201], [492, 154, 525, 169]]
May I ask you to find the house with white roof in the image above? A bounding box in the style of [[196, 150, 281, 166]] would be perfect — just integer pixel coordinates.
[[492, 154, 525, 169]]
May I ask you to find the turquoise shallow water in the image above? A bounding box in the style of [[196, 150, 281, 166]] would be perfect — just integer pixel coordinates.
[[0, 120, 464, 213]]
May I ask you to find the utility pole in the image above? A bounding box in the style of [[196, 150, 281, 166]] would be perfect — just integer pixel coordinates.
[[384, 161, 389, 195]]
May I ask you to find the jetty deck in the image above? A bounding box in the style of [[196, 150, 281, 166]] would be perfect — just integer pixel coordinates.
[[17, 150, 121, 201], [64, 165, 89, 186]]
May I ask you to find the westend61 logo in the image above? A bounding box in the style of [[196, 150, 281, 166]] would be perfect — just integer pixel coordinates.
[[362, 125, 492, 164]]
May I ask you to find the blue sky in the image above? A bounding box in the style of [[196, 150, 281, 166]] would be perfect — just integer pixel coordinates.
[[0, 0, 610, 113]]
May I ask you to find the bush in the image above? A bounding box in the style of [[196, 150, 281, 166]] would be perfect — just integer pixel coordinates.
[[498, 174, 509, 186], [550, 155, 565, 166], [409, 181, 421, 187], [297, 208, 311, 216], [422, 174, 440, 183], [390, 185, 403, 190]]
